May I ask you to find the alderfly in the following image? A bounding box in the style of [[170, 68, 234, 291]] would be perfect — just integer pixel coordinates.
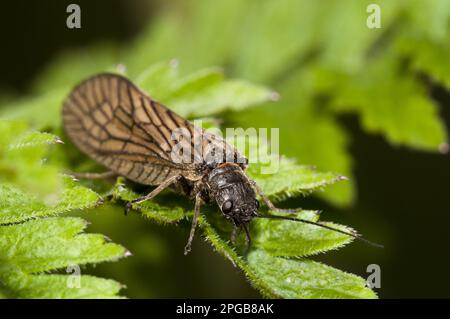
[[62, 73, 380, 254]]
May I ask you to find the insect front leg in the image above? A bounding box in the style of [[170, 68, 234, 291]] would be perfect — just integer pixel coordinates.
[[230, 225, 240, 245], [125, 175, 182, 214], [184, 193, 203, 255]]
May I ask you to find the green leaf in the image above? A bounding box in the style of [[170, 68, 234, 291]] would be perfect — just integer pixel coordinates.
[[135, 62, 276, 118], [3, 273, 124, 299], [332, 55, 447, 152], [0, 122, 128, 298], [8, 131, 63, 149], [0, 90, 67, 130], [168, 67, 224, 99], [0, 217, 125, 274], [0, 213, 127, 298], [0, 179, 100, 225], [0, 120, 62, 196], [134, 60, 180, 101], [247, 250, 376, 299], [169, 79, 277, 118], [199, 216, 372, 299], [397, 36, 450, 90], [249, 158, 347, 202]]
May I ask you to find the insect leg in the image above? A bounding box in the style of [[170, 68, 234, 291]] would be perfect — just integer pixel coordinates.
[[184, 193, 203, 255], [125, 175, 181, 213], [230, 225, 240, 245], [69, 171, 117, 180], [242, 222, 252, 255], [249, 178, 303, 213]]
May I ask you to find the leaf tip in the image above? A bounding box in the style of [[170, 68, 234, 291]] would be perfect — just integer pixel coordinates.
[[43, 193, 59, 206], [115, 63, 127, 74], [169, 58, 179, 68], [95, 197, 105, 206], [439, 142, 449, 154], [269, 91, 280, 101]]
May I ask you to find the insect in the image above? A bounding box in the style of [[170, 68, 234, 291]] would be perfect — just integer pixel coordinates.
[[63, 73, 380, 254]]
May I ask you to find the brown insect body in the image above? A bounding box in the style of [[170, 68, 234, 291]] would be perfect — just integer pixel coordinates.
[[63, 73, 380, 254]]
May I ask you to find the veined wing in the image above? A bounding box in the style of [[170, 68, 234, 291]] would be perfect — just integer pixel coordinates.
[[62, 73, 245, 185]]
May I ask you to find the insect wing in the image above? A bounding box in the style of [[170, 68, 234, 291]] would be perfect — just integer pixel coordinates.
[[63, 73, 193, 184], [63, 73, 246, 185]]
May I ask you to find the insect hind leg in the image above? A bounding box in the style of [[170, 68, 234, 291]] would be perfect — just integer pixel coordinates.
[[230, 225, 240, 245], [125, 175, 182, 214], [184, 193, 203, 255]]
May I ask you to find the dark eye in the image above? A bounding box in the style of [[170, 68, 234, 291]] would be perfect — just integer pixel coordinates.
[[221, 200, 233, 214], [255, 200, 260, 209]]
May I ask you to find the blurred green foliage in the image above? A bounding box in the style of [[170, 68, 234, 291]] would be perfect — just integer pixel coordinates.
[[125, 0, 449, 206], [0, 123, 127, 298], [1, 0, 449, 298]]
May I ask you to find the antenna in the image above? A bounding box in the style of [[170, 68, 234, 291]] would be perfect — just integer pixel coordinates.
[[256, 214, 383, 248]]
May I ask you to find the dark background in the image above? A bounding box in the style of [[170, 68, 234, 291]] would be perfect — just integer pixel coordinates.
[[1, 0, 449, 298]]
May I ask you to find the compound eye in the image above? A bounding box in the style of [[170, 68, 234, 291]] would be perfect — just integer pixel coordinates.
[[221, 200, 233, 214], [255, 200, 260, 209]]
